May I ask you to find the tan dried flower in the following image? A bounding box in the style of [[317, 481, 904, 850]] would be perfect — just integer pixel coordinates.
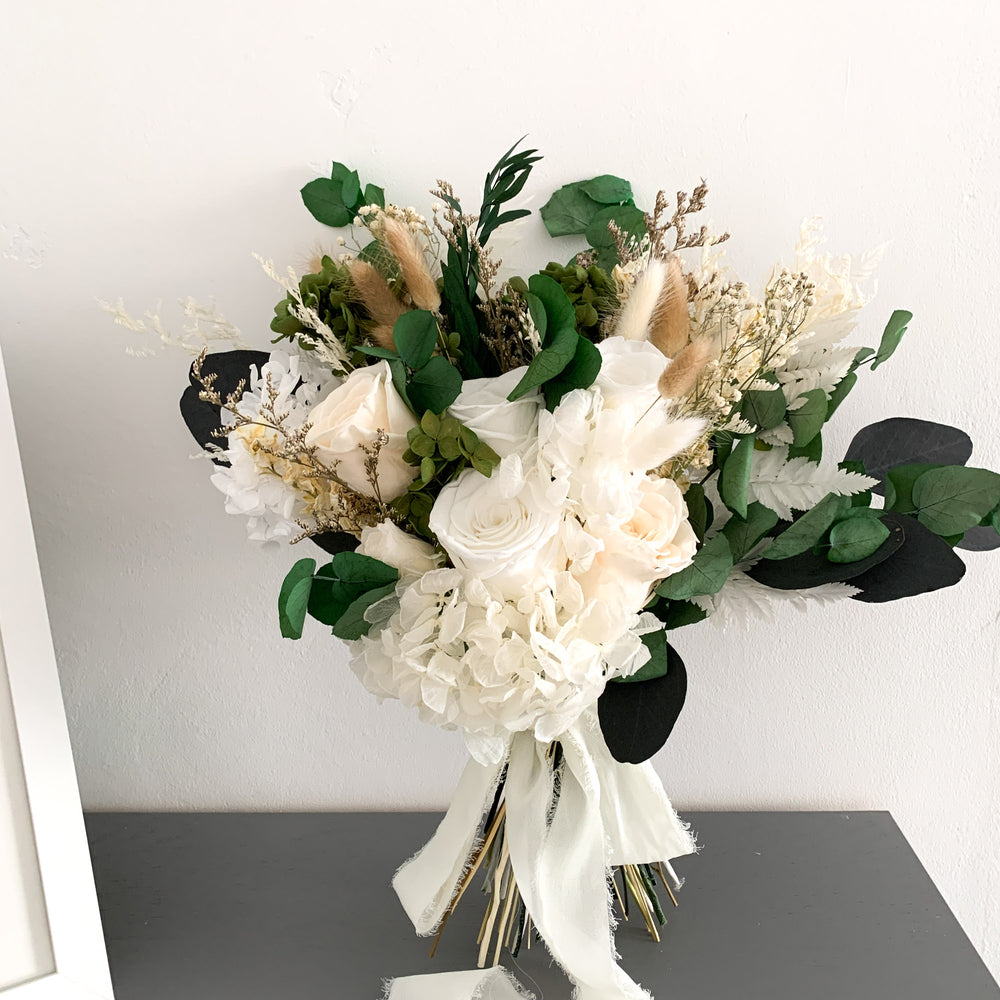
[[382, 216, 441, 313]]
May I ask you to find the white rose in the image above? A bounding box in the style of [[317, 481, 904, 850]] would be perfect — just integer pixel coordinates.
[[358, 521, 442, 578], [595, 337, 663, 409], [428, 455, 563, 601], [446, 366, 542, 458], [574, 476, 698, 612], [304, 361, 417, 501]]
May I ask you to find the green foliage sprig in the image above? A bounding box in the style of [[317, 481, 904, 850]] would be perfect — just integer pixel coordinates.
[[392, 412, 501, 541]]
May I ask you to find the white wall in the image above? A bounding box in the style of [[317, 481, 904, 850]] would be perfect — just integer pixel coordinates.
[[3, 0, 999, 980]]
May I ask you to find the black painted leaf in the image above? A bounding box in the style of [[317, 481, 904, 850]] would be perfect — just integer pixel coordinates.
[[844, 418, 973, 495], [179, 350, 270, 460], [310, 532, 359, 556], [850, 512, 966, 602], [598, 644, 687, 764], [747, 518, 904, 589], [956, 526, 1000, 552]]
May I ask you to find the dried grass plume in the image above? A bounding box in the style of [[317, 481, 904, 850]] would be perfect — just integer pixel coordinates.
[[382, 216, 441, 313], [648, 256, 690, 358], [614, 258, 666, 341], [348, 259, 406, 349], [657, 337, 712, 400]]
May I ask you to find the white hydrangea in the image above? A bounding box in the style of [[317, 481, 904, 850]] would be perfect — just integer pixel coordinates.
[[349, 568, 656, 764], [210, 350, 338, 543]]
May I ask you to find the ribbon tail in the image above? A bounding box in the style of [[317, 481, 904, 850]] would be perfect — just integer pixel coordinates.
[[505, 727, 650, 1000], [385, 967, 534, 1000], [393, 752, 507, 936]]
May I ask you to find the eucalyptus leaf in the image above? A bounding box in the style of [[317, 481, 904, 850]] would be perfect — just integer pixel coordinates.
[[844, 418, 972, 494], [787, 389, 827, 447], [540, 183, 604, 237], [825, 371, 857, 419], [580, 175, 633, 204], [614, 630, 672, 684], [719, 435, 754, 518], [827, 516, 891, 563], [330, 551, 398, 588], [741, 387, 786, 431], [911, 466, 1000, 537], [584, 204, 647, 251], [278, 558, 317, 640], [331, 582, 398, 641], [655, 533, 733, 601], [763, 493, 851, 560], [408, 356, 463, 415], [721, 503, 779, 561], [871, 309, 912, 371]]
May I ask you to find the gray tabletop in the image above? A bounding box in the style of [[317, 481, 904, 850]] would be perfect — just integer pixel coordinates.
[[85, 811, 999, 1000]]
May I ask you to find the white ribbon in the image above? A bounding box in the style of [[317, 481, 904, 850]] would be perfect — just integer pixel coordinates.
[[385, 711, 694, 1000]]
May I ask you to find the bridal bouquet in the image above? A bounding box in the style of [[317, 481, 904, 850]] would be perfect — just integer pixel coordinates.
[[140, 141, 1000, 1000]]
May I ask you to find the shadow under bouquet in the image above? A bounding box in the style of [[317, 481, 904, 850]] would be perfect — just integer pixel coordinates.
[[167, 143, 1000, 1000]]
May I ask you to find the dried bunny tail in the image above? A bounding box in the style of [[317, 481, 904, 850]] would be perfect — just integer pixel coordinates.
[[348, 259, 406, 330], [382, 216, 441, 313], [369, 324, 397, 351], [614, 257, 666, 341], [657, 337, 712, 400], [648, 256, 690, 358]]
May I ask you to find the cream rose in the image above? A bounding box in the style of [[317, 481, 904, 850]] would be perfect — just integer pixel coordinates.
[[595, 336, 663, 409], [304, 361, 417, 501], [446, 366, 542, 458], [428, 456, 563, 601], [358, 521, 442, 578], [574, 476, 698, 611]]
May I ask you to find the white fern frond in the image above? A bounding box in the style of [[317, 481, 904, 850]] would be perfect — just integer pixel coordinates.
[[692, 568, 861, 629], [757, 422, 794, 446], [748, 446, 877, 520], [777, 345, 858, 403]]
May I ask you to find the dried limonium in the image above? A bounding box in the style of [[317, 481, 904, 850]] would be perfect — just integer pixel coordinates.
[[646, 181, 730, 258], [480, 283, 537, 373], [191, 351, 389, 539]]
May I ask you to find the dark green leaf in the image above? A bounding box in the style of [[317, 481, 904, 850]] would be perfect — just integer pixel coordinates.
[[721, 502, 779, 561], [684, 483, 709, 543], [825, 371, 857, 419], [655, 533, 733, 601], [787, 431, 823, 463], [278, 558, 316, 640], [787, 389, 827, 447], [330, 551, 398, 588], [393, 310, 439, 370], [507, 325, 578, 401], [340, 170, 361, 210], [871, 309, 912, 371], [662, 599, 708, 630], [524, 292, 547, 341], [543, 335, 602, 409], [356, 345, 399, 360], [719, 435, 754, 518], [331, 582, 398, 641], [300, 178, 351, 228], [528, 273, 576, 340], [363, 183, 385, 208], [408, 356, 463, 414], [827, 516, 891, 563], [763, 493, 851, 560]]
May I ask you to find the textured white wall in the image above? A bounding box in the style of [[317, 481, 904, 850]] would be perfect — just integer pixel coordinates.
[[2, 0, 999, 980]]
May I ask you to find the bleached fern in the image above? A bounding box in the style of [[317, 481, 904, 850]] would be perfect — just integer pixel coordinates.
[[778, 345, 858, 405], [692, 568, 860, 628], [748, 446, 877, 520]]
